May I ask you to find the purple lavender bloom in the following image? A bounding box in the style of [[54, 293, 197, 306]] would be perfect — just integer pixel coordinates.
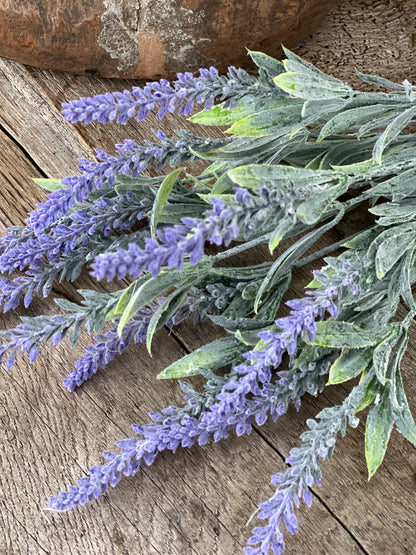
[[0, 230, 150, 312], [0, 290, 120, 369], [26, 132, 226, 233], [0, 236, 48, 273], [0, 226, 36, 257], [245, 398, 360, 555], [0, 265, 57, 312], [197, 284, 347, 441], [48, 261, 357, 512], [61, 66, 269, 125], [46, 255, 364, 516], [63, 309, 152, 392], [47, 350, 333, 513], [91, 186, 293, 281], [0, 314, 76, 370], [1, 193, 150, 273], [65, 283, 240, 392]]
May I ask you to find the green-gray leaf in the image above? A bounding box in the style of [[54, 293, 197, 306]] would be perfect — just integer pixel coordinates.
[[117, 260, 212, 335], [318, 104, 399, 141], [189, 102, 258, 126], [399, 248, 416, 309], [254, 208, 344, 312], [228, 105, 303, 137], [157, 336, 247, 379], [365, 387, 394, 479], [327, 347, 374, 385], [368, 167, 416, 201], [146, 286, 190, 354], [156, 202, 207, 224], [372, 105, 416, 163], [356, 69, 404, 90], [150, 167, 183, 237], [274, 71, 351, 100], [393, 364, 416, 445], [248, 50, 285, 77], [228, 164, 338, 191], [268, 212, 296, 253], [32, 178, 68, 191], [374, 227, 416, 279], [296, 180, 348, 225], [373, 324, 402, 385], [308, 321, 380, 349]]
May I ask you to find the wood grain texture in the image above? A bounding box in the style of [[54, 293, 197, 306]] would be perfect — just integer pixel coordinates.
[[0, 57, 90, 175], [1, 1, 416, 552]]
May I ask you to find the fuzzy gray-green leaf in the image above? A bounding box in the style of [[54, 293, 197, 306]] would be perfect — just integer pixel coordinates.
[[150, 167, 183, 237], [372, 105, 416, 163], [308, 321, 380, 349], [157, 336, 247, 379], [373, 324, 402, 385], [296, 180, 348, 225], [318, 104, 398, 141], [117, 260, 212, 335], [393, 364, 416, 444], [227, 105, 303, 137], [374, 227, 416, 279], [268, 212, 296, 253], [228, 164, 338, 192], [248, 50, 285, 77], [327, 347, 374, 385], [32, 178, 68, 191], [365, 387, 394, 479]]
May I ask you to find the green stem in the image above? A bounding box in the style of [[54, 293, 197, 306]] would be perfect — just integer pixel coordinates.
[[403, 309, 416, 328], [212, 233, 271, 263], [294, 231, 362, 269]]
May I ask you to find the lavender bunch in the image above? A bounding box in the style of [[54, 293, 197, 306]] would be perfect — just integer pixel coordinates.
[[3, 49, 416, 555], [0, 289, 121, 368], [1, 192, 152, 273], [0, 229, 150, 312]]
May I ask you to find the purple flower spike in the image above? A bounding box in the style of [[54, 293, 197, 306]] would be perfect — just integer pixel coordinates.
[[63, 309, 152, 392], [91, 186, 297, 282], [46, 253, 365, 517], [246, 395, 361, 555], [61, 66, 272, 126], [47, 346, 335, 514], [27, 132, 226, 233], [1, 193, 149, 273]]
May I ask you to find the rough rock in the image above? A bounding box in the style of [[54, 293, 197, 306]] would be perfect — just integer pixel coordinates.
[[0, 0, 334, 78]]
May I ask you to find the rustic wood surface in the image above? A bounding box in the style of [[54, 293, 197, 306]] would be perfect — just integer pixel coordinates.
[[1, 0, 416, 553]]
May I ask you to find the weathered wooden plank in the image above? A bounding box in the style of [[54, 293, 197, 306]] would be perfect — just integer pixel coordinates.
[[0, 500, 49, 555], [0, 57, 89, 175], [0, 67, 366, 553]]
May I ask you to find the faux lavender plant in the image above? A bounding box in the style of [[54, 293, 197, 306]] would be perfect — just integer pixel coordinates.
[[2, 48, 416, 554]]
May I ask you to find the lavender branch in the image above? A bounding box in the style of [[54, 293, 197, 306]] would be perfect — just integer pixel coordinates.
[[61, 66, 276, 125]]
